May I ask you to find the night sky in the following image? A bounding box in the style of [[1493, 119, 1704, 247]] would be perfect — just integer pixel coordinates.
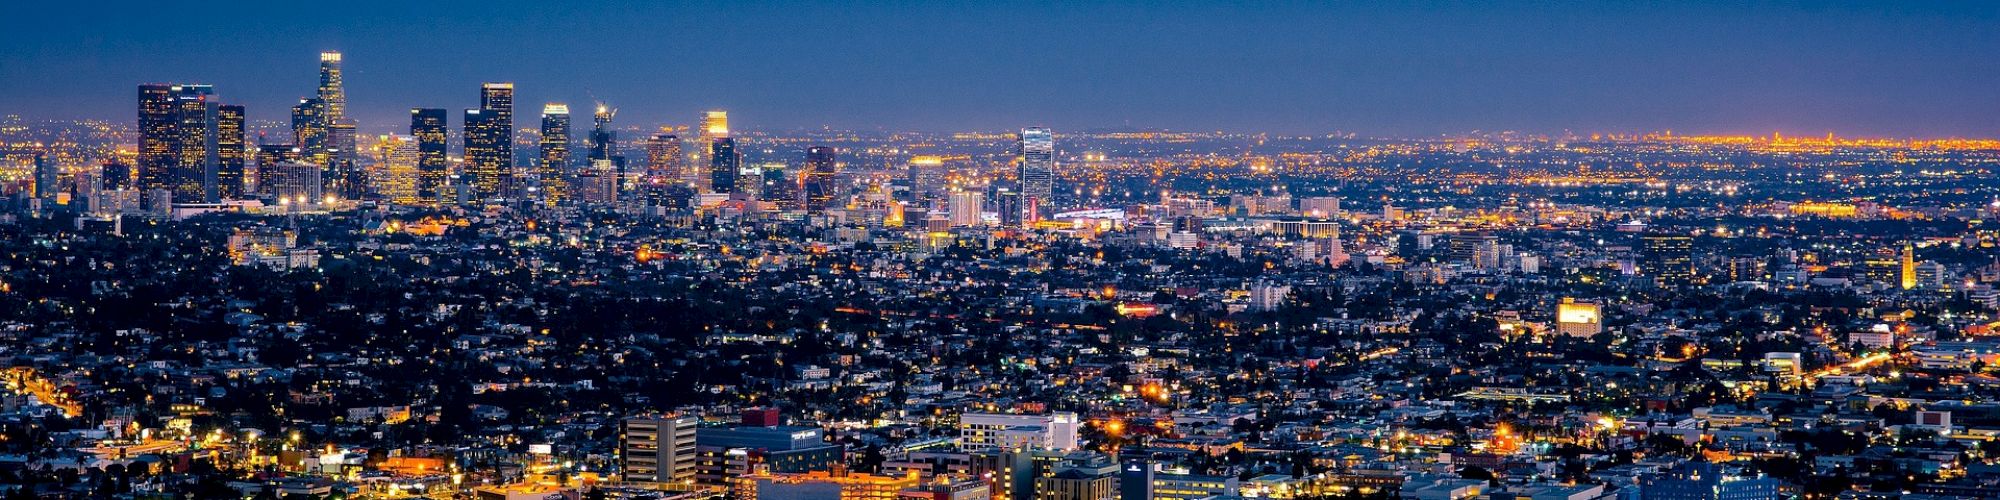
[[2, 1, 1996, 136]]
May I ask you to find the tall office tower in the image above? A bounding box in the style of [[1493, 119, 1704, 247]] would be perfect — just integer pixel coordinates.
[[701, 111, 729, 140], [327, 122, 361, 198], [948, 190, 985, 227], [587, 104, 617, 163], [375, 136, 419, 205], [1017, 127, 1055, 222], [291, 98, 330, 166], [136, 84, 179, 200], [993, 185, 1022, 227], [643, 135, 682, 209], [170, 85, 219, 203], [267, 162, 325, 210], [620, 414, 699, 485], [215, 104, 246, 199], [33, 153, 58, 203], [644, 135, 682, 186], [1900, 242, 1917, 290], [803, 146, 837, 213], [255, 145, 301, 196], [587, 104, 627, 192], [538, 104, 572, 204], [1641, 233, 1695, 287], [464, 83, 514, 200], [709, 137, 739, 194], [905, 155, 944, 203], [757, 163, 791, 206], [409, 108, 449, 204], [317, 51, 346, 123]]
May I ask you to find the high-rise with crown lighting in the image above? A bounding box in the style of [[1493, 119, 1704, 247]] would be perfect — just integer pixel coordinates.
[[464, 83, 514, 200], [317, 52, 346, 123], [1018, 127, 1054, 223], [538, 104, 572, 205], [410, 108, 449, 205], [804, 146, 837, 213]]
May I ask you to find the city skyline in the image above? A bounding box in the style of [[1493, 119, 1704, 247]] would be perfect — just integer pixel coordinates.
[[2, 2, 1998, 136]]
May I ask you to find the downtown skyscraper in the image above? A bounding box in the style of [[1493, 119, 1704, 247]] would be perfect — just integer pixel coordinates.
[[409, 108, 450, 204], [464, 83, 514, 200], [215, 104, 246, 199], [803, 146, 837, 213], [643, 134, 682, 207], [138, 84, 230, 205], [538, 104, 572, 204], [317, 52, 347, 124], [1018, 127, 1054, 223]]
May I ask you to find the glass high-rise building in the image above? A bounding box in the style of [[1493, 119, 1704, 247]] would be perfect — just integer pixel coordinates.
[[169, 84, 218, 204], [409, 108, 449, 204], [1018, 127, 1055, 223], [327, 122, 361, 199], [317, 52, 346, 123], [804, 146, 837, 213], [291, 98, 330, 166], [216, 104, 245, 200], [255, 144, 301, 196], [538, 104, 572, 205], [709, 138, 739, 194], [644, 134, 682, 206], [464, 83, 514, 201], [137, 84, 179, 201], [1642, 233, 1695, 287]]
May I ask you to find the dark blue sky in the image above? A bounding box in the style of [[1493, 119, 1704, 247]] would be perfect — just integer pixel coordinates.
[[3, 1, 1996, 136]]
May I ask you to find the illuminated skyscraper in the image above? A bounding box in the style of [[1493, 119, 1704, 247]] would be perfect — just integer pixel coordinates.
[[701, 111, 729, 140], [317, 52, 346, 123], [587, 104, 626, 193], [291, 98, 330, 166], [1018, 127, 1054, 222], [804, 146, 837, 213], [709, 138, 739, 194], [33, 153, 58, 204], [409, 108, 449, 204], [375, 135, 419, 205], [1641, 233, 1695, 287], [137, 84, 178, 200], [169, 84, 219, 203], [948, 190, 985, 227], [757, 162, 791, 206], [255, 144, 301, 196], [538, 104, 572, 204], [327, 122, 361, 198], [216, 104, 246, 199], [644, 134, 682, 207], [464, 83, 514, 200]]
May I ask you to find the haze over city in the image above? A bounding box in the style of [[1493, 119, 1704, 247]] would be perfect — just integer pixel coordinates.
[[2, 1, 1998, 135]]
